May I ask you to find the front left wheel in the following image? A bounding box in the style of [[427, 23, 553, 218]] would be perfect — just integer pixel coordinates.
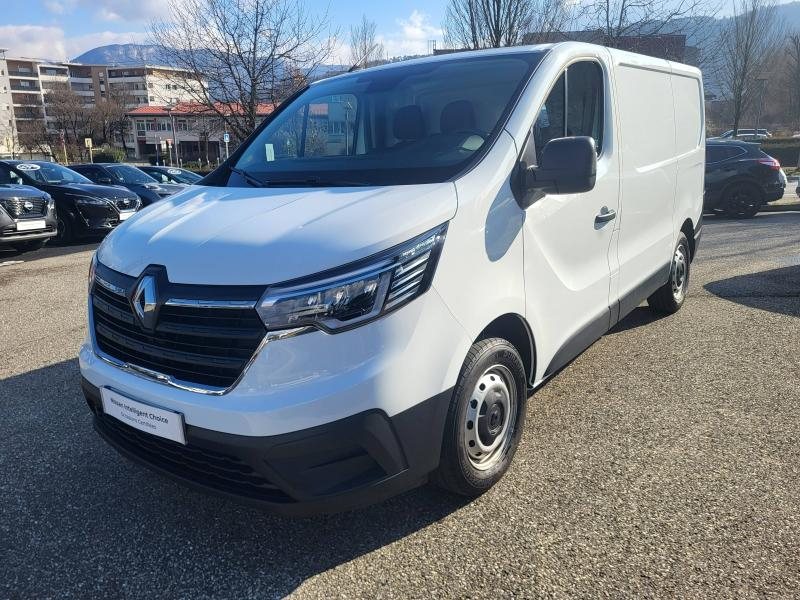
[[433, 338, 527, 497]]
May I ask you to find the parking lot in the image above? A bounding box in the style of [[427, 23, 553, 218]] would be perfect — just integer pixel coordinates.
[[1, 212, 799, 598]]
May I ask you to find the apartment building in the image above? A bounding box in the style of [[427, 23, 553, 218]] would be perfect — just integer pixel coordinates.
[[107, 66, 203, 108], [0, 51, 205, 157], [0, 49, 16, 157]]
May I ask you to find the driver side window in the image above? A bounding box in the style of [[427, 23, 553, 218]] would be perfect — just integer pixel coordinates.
[[0, 166, 22, 185], [529, 61, 604, 164]]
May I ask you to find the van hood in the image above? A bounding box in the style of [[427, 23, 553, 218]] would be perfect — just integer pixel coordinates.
[[97, 183, 457, 285]]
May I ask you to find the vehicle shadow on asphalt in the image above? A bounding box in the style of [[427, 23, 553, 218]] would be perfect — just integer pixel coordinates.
[[1, 359, 471, 599], [607, 306, 664, 334], [0, 240, 99, 264], [705, 264, 800, 317]]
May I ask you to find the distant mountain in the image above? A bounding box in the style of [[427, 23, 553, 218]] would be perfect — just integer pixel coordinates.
[[71, 44, 168, 66]]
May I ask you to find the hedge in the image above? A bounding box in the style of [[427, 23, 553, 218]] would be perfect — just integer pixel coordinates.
[[760, 139, 800, 167]]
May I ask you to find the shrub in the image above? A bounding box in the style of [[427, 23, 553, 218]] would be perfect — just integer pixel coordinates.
[[760, 138, 800, 167], [92, 146, 127, 163]]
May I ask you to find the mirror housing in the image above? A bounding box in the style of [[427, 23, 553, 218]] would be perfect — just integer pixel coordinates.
[[517, 136, 597, 208], [97, 176, 113, 185]]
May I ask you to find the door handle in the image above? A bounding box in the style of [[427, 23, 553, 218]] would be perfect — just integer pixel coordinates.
[[595, 207, 617, 223]]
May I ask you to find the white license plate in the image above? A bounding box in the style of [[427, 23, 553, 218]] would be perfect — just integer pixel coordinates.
[[16, 219, 46, 231], [118, 210, 135, 221], [100, 388, 186, 444]]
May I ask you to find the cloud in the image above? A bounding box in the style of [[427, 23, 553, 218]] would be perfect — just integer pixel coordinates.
[[43, 0, 169, 22], [0, 25, 146, 61], [380, 10, 442, 58], [0, 25, 67, 60]]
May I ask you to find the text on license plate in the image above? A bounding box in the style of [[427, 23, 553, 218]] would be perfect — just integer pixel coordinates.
[[100, 388, 186, 444], [16, 220, 46, 231]]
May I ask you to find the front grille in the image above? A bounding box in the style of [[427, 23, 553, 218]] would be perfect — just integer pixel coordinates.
[[91, 267, 266, 389], [0, 196, 47, 219], [114, 198, 136, 211], [96, 413, 293, 503]]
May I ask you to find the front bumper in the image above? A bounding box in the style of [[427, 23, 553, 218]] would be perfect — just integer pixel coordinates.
[[0, 211, 57, 245], [83, 378, 452, 515], [79, 285, 471, 513]]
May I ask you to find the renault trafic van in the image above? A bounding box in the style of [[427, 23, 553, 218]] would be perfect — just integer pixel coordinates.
[[80, 43, 704, 515]]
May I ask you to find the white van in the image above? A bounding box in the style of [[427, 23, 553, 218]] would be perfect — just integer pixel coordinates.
[[80, 43, 704, 514]]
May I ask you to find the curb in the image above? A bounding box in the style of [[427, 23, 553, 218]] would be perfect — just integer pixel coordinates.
[[762, 203, 800, 212]]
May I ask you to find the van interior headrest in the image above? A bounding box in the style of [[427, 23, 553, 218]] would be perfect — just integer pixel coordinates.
[[393, 105, 425, 141], [440, 100, 476, 134]]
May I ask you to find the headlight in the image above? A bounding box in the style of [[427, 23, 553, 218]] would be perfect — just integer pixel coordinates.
[[88, 253, 97, 294], [256, 223, 448, 333], [71, 195, 110, 207]]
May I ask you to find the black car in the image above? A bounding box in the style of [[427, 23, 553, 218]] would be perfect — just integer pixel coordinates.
[[139, 165, 203, 185], [0, 183, 57, 252], [70, 163, 185, 206], [704, 140, 784, 218], [0, 160, 141, 244]]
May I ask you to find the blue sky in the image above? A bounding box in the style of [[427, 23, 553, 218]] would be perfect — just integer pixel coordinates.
[[0, 0, 791, 63], [0, 0, 447, 62]]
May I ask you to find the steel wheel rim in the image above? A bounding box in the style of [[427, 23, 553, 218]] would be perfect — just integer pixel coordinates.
[[671, 244, 688, 302], [464, 364, 517, 471]]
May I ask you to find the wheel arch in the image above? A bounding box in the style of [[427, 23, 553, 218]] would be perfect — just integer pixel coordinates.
[[476, 313, 536, 388], [679, 217, 695, 261]]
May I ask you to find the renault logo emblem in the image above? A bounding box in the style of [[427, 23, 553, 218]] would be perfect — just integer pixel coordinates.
[[23, 200, 33, 212], [131, 275, 158, 330]]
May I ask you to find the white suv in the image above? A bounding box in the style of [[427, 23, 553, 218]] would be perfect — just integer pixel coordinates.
[[80, 42, 704, 515]]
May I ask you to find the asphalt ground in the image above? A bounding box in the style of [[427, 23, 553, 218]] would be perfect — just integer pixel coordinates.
[[1, 213, 799, 599]]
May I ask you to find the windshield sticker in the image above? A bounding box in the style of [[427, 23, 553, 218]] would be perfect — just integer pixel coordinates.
[[167, 169, 182, 175], [265, 143, 275, 162], [17, 163, 41, 171]]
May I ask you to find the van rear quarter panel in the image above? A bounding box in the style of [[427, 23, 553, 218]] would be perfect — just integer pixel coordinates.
[[670, 65, 705, 240]]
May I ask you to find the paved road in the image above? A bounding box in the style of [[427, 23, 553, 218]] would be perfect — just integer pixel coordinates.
[[2, 214, 799, 599]]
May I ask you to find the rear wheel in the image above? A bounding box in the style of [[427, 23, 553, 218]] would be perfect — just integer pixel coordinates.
[[433, 338, 527, 496], [12, 239, 47, 253], [648, 232, 690, 314], [722, 182, 762, 218]]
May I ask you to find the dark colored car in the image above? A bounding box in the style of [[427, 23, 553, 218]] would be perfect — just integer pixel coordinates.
[[0, 160, 141, 244], [139, 165, 203, 185], [704, 140, 784, 218], [0, 183, 57, 252], [70, 163, 185, 206]]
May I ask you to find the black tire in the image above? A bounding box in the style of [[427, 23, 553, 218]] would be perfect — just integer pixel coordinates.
[[648, 232, 690, 314], [12, 239, 47, 253], [433, 337, 527, 497], [54, 211, 73, 245], [722, 182, 762, 219]]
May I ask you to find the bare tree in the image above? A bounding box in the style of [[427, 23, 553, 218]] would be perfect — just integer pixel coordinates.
[[43, 82, 93, 153], [719, 0, 783, 135], [588, 0, 719, 41], [525, 0, 585, 44], [349, 15, 385, 67], [784, 32, 800, 132], [148, 0, 335, 143], [93, 87, 135, 155], [444, 0, 535, 48]]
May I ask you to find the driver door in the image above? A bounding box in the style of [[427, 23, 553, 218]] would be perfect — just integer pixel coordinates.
[[522, 60, 621, 379]]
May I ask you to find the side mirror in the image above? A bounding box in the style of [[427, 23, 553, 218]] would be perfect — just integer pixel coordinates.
[[518, 136, 597, 207], [97, 176, 113, 185]]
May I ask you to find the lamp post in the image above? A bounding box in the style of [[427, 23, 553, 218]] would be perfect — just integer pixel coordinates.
[[754, 76, 768, 138]]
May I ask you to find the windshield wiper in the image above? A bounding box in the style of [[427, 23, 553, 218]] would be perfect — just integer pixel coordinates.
[[229, 167, 265, 188]]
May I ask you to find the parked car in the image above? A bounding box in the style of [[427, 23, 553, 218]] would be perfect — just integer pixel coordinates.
[[81, 43, 704, 515], [0, 160, 140, 243], [70, 163, 185, 206], [714, 128, 772, 140], [704, 140, 784, 218], [138, 165, 203, 185], [0, 183, 57, 252]]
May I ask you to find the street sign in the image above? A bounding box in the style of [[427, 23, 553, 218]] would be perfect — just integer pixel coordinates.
[[84, 138, 93, 148], [223, 132, 230, 143]]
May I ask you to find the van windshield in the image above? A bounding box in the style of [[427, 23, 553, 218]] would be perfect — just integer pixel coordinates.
[[233, 52, 543, 187]]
